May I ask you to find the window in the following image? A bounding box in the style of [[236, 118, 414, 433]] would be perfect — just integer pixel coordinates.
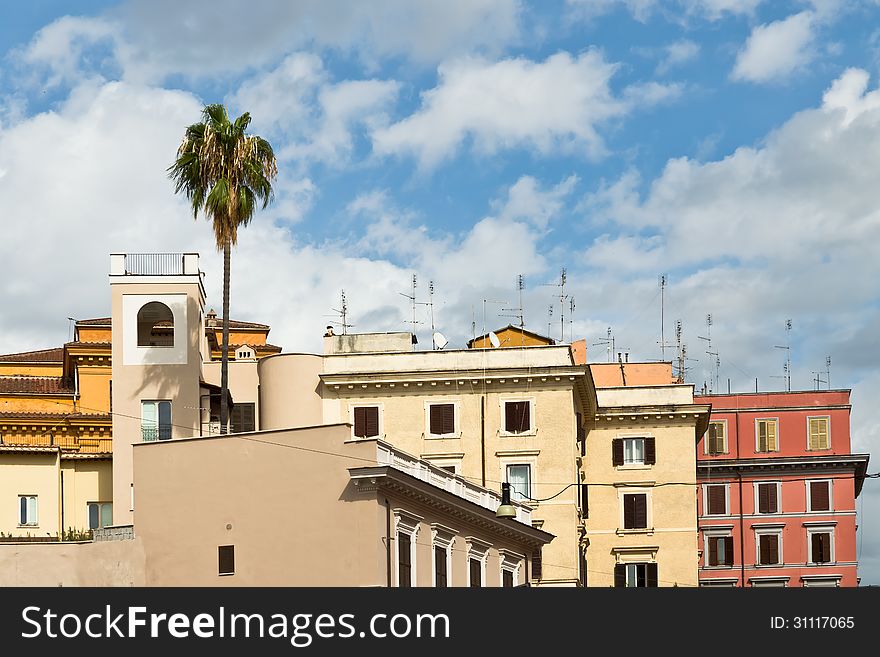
[[499, 550, 521, 588], [756, 482, 780, 514], [531, 548, 543, 581], [469, 559, 482, 587], [18, 495, 38, 526], [428, 403, 456, 437], [613, 437, 656, 466], [614, 563, 658, 587], [136, 301, 174, 347], [506, 464, 531, 501], [757, 533, 781, 565], [503, 570, 514, 588], [142, 400, 172, 441], [756, 419, 778, 452], [808, 480, 831, 512], [751, 578, 787, 587], [503, 401, 531, 434], [706, 421, 726, 455], [707, 536, 734, 566], [705, 485, 728, 516], [88, 502, 113, 530], [580, 483, 589, 519], [809, 530, 833, 564], [808, 417, 830, 450], [622, 493, 648, 529], [398, 533, 413, 587], [218, 545, 234, 576], [231, 403, 256, 433], [353, 406, 380, 439], [434, 546, 448, 588]]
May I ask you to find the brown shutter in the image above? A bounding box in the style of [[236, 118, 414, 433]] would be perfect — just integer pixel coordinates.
[[813, 533, 831, 563], [758, 484, 770, 513], [767, 484, 777, 513], [623, 494, 634, 528], [708, 537, 719, 566], [365, 407, 379, 437], [646, 563, 658, 587], [614, 564, 626, 587], [759, 535, 769, 565], [580, 483, 588, 518], [502, 570, 513, 588], [218, 545, 234, 575], [763, 534, 778, 564], [353, 407, 366, 438], [531, 548, 543, 580], [442, 404, 454, 434], [398, 533, 412, 587], [645, 437, 656, 465], [708, 486, 726, 515], [435, 546, 447, 588], [430, 405, 442, 434], [634, 494, 648, 529], [723, 537, 734, 566], [505, 402, 517, 432], [612, 439, 624, 466], [810, 481, 830, 511]]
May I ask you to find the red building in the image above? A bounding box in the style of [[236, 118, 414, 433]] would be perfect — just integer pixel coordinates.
[[695, 390, 869, 587]]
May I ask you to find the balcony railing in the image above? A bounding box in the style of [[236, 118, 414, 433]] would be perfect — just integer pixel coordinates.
[[142, 426, 172, 442], [110, 253, 200, 276]]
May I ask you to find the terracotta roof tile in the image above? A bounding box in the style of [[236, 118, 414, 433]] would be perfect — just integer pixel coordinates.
[[207, 318, 270, 330], [75, 318, 111, 326], [0, 348, 64, 363], [0, 376, 75, 394]]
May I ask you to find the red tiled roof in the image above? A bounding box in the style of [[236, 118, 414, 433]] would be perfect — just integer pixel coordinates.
[[0, 348, 64, 363], [75, 318, 111, 326], [207, 318, 270, 330], [64, 341, 112, 349], [0, 376, 75, 394]]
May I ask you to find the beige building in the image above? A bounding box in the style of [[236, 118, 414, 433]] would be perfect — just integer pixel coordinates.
[[582, 362, 710, 587], [258, 332, 597, 586]]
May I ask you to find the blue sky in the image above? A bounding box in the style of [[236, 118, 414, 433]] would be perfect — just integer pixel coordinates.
[[1, 0, 880, 582]]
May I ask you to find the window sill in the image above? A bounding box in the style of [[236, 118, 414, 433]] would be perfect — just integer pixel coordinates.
[[17, 525, 39, 529], [617, 464, 652, 470], [500, 431, 537, 438], [426, 434, 461, 440], [616, 528, 654, 536]]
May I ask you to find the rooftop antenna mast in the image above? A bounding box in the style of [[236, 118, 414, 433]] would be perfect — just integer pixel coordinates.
[[697, 314, 718, 393], [328, 289, 354, 335], [675, 320, 684, 383], [500, 275, 526, 346], [773, 319, 792, 392], [569, 296, 575, 344], [398, 274, 422, 337], [826, 356, 832, 389], [658, 274, 671, 359], [592, 327, 615, 363], [558, 268, 567, 343], [547, 305, 554, 341]]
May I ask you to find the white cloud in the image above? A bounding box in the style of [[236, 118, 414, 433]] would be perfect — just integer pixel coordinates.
[[731, 11, 817, 83], [372, 51, 680, 170], [494, 175, 579, 229], [656, 39, 700, 74], [566, 0, 763, 22]]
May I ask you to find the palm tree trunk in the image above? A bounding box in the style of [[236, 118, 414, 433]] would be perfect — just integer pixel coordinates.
[[220, 240, 231, 434]]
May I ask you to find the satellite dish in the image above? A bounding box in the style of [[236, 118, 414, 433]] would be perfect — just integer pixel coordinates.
[[433, 331, 448, 350], [489, 331, 501, 348]]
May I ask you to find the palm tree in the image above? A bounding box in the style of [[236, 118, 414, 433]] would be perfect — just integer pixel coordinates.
[[168, 104, 277, 434]]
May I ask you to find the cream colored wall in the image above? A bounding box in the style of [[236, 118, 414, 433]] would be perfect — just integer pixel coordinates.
[[324, 382, 582, 586], [111, 279, 205, 526], [0, 538, 145, 586], [61, 459, 113, 532], [0, 451, 60, 536], [202, 359, 260, 427], [132, 425, 388, 586], [258, 354, 325, 429], [583, 419, 698, 587]]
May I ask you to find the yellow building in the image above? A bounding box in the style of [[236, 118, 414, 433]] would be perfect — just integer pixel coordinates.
[[581, 362, 710, 587], [0, 258, 280, 537]]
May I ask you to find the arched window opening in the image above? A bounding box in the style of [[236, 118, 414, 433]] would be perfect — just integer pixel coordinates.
[[137, 302, 174, 347]]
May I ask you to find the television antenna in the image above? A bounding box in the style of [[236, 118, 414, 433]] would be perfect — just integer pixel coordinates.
[[592, 326, 615, 363], [568, 296, 576, 344], [541, 267, 568, 342], [547, 305, 554, 341], [398, 274, 421, 335], [773, 319, 792, 392], [826, 356, 832, 389], [658, 274, 676, 359], [500, 274, 526, 345], [324, 290, 354, 335]]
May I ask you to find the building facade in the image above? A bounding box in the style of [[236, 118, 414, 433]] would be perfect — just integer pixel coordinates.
[[696, 390, 869, 587]]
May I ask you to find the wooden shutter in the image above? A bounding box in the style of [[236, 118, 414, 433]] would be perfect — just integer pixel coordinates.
[[723, 537, 734, 566], [707, 485, 726, 515], [354, 407, 366, 437], [634, 494, 647, 528], [810, 481, 830, 511], [434, 546, 447, 588], [218, 545, 234, 575], [758, 421, 767, 452], [612, 439, 624, 466], [531, 548, 543, 581], [758, 483, 777, 514], [365, 407, 379, 437], [624, 494, 647, 529], [708, 423, 724, 454], [430, 404, 455, 435], [760, 534, 778, 565], [624, 494, 634, 528], [503, 570, 514, 588], [812, 533, 831, 563], [580, 483, 588, 518], [810, 418, 829, 450], [646, 563, 658, 587], [708, 537, 719, 566], [645, 437, 656, 465], [614, 564, 626, 587], [767, 421, 777, 451], [232, 402, 256, 433], [398, 533, 412, 587]]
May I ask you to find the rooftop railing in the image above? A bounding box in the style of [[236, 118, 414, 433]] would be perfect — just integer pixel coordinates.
[[110, 253, 200, 276]]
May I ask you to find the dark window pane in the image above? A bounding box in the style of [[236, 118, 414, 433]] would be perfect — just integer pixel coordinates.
[[505, 401, 530, 433], [231, 403, 256, 433], [645, 437, 656, 465], [469, 558, 481, 587], [88, 504, 99, 530], [503, 570, 514, 588], [218, 545, 234, 575], [624, 494, 648, 529], [398, 534, 412, 587], [435, 546, 447, 588], [531, 548, 543, 581]]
